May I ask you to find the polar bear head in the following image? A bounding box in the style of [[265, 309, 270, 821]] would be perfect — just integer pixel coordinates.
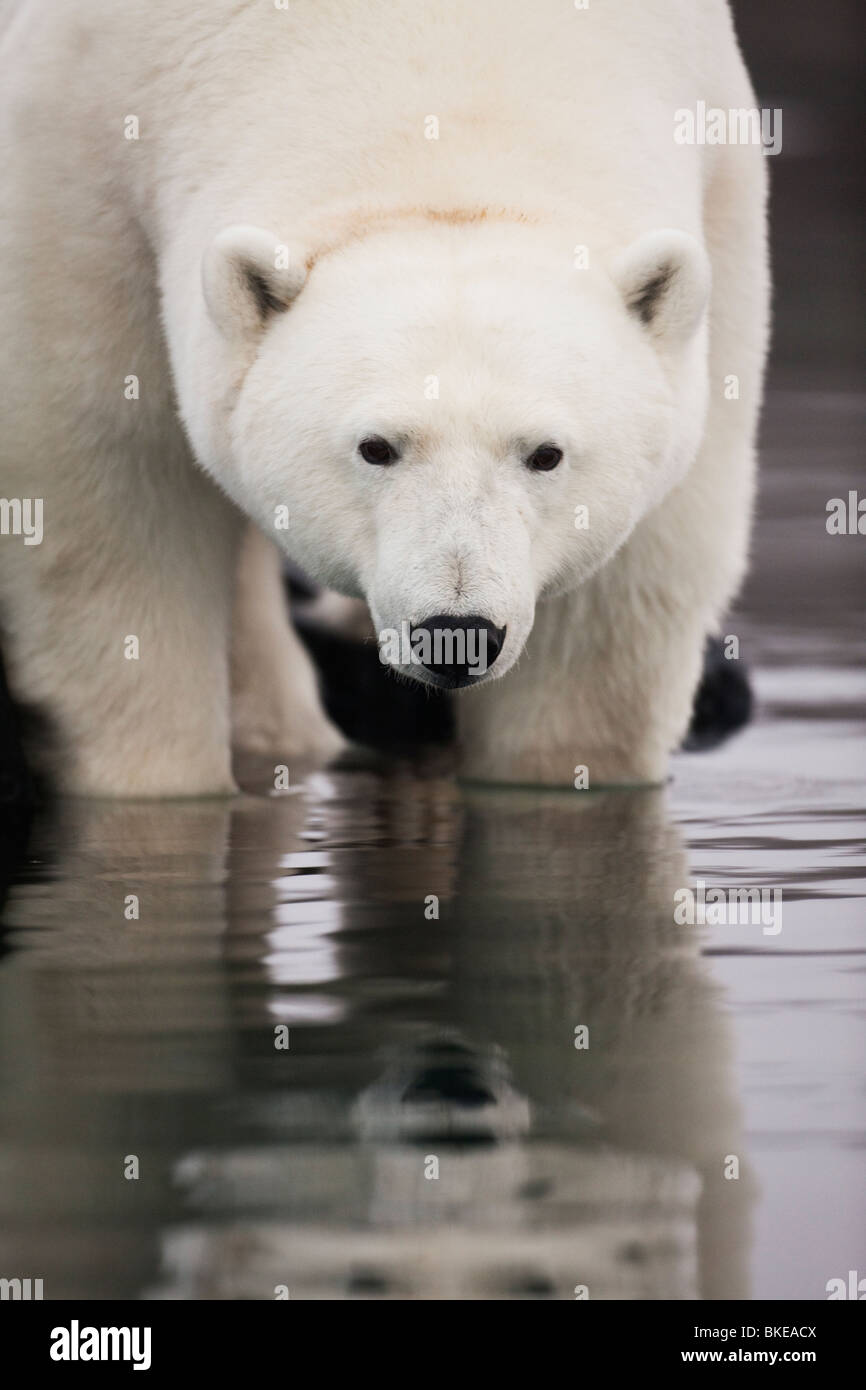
[[195, 216, 710, 689]]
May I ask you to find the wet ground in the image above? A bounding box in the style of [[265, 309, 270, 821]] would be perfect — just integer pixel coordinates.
[[0, 383, 863, 1300]]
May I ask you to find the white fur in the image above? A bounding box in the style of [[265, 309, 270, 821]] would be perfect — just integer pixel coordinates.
[[230, 522, 345, 762], [0, 0, 768, 794]]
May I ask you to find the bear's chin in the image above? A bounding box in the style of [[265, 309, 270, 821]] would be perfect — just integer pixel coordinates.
[[388, 665, 487, 693]]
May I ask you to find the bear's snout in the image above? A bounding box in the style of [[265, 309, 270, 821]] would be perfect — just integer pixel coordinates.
[[411, 615, 505, 688]]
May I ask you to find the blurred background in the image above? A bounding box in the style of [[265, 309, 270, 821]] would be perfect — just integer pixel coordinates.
[[730, 0, 864, 652], [733, 0, 864, 381]]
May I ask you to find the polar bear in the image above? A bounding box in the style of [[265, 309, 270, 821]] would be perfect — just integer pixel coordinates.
[[0, 0, 768, 796]]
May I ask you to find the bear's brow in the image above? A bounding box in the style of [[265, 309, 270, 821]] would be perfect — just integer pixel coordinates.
[[304, 203, 542, 272]]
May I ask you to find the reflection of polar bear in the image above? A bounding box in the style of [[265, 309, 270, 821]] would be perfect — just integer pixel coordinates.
[[139, 777, 752, 1300], [0, 1, 767, 795], [0, 765, 751, 1299]]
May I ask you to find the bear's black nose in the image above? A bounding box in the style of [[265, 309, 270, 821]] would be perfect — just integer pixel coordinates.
[[411, 615, 505, 688]]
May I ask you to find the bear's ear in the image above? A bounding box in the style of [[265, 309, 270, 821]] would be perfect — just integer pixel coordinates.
[[202, 225, 308, 340], [612, 229, 710, 346]]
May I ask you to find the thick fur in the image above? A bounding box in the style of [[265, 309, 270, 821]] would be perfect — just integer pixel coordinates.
[[0, 0, 768, 795]]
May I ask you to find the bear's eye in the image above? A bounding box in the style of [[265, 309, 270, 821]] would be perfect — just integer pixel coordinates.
[[525, 443, 563, 472], [359, 435, 400, 466]]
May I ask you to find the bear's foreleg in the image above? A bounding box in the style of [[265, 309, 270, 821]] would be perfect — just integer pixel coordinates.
[[230, 522, 346, 763], [1, 461, 243, 798]]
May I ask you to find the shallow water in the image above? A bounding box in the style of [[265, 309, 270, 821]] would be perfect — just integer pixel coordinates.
[[0, 388, 863, 1300]]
